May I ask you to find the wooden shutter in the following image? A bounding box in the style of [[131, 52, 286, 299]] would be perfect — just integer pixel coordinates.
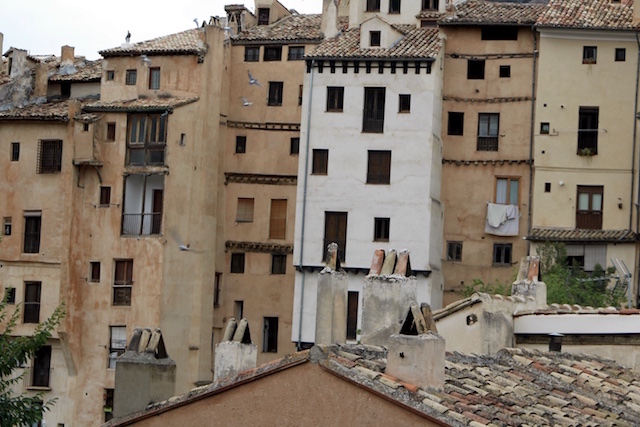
[[269, 199, 287, 239]]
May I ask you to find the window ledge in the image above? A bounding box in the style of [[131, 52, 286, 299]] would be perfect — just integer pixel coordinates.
[[26, 386, 51, 391]]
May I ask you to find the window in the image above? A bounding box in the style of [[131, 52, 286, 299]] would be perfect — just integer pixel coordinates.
[[583, 46, 597, 64], [324, 212, 347, 262], [31, 346, 51, 387], [347, 291, 359, 340], [496, 177, 519, 205], [312, 149, 328, 175], [236, 198, 254, 222], [269, 199, 287, 239], [540, 122, 550, 135], [448, 112, 464, 135], [126, 114, 167, 165], [366, 0, 380, 11], [298, 85, 303, 106], [264, 46, 282, 61], [477, 113, 499, 151], [11, 142, 19, 161], [545, 182, 551, 193], [37, 139, 62, 174], [616, 48, 626, 62], [374, 217, 390, 241], [578, 107, 599, 155], [268, 82, 283, 106], [389, 0, 401, 13], [447, 241, 462, 261], [100, 186, 111, 206], [104, 389, 115, 422], [24, 282, 41, 323], [467, 60, 485, 79], [370, 31, 381, 47], [367, 150, 391, 184], [149, 67, 160, 90], [363, 87, 385, 133], [271, 254, 287, 274], [3, 217, 11, 236], [493, 243, 512, 266], [327, 87, 344, 112], [5, 287, 16, 304], [125, 69, 137, 85], [258, 8, 270, 25], [290, 137, 300, 155], [235, 136, 246, 154], [482, 26, 518, 40], [244, 46, 260, 62], [83, 123, 90, 132], [288, 46, 305, 60], [108, 326, 127, 368], [113, 260, 133, 306], [214, 272, 221, 308], [121, 175, 164, 235], [576, 185, 603, 229], [234, 301, 244, 320], [106, 123, 116, 141], [106, 70, 115, 81], [231, 253, 245, 274], [422, 0, 439, 10], [398, 94, 411, 113], [262, 317, 278, 352], [23, 212, 41, 254], [499, 65, 511, 78], [90, 262, 101, 282]]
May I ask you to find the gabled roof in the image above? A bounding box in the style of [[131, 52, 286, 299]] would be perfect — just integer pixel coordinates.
[[83, 96, 198, 113], [440, 0, 547, 26], [232, 14, 347, 44], [99, 29, 207, 57], [527, 227, 637, 243], [0, 100, 70, 121], [536, 0, 640, 31], [308, 26, 441, 60]]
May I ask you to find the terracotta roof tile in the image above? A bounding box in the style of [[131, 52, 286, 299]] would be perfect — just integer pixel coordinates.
[[441, 0, 546, 25], [99, 28, 207, 57], [0, 100, 70, 121], [83, 96, 198, 113], [233, 14, 347, 43], [527, 227, 637, 242], [537, 0, 640, 30], [49, 59, 103, 82]]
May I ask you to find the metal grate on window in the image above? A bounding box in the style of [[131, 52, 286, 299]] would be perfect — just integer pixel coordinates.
[[37, 140, 62, 174]]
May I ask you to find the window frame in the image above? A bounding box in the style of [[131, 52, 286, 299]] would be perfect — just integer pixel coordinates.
[[126, 114, 167, 166], [398, 94, 411, 113], [290, 137, 300, 155], [3, 217, 11, 236], [262, 317, 279, 353], [576, 185, 604, 229], [236, 198, 255, 223], [31, 345, 51, 387], [112, 259, 133, 307], [467, 59, 485, 80], [477, 113, 499, 151], [615, 48, 626, 62], [24, 281, 41, 323], [244, 46, 260, 62], [363, 87, 386, 133], [268, 82, 284, 106], [288, 46, 305, 61], [326, 86, 344, 112], [324, 211, 347, 262], [108, 326, 127, 368], [373, 217, 390, 242], [499, 65, 511, 78], [448, 112, 464, 135], [366, 0, 381, 11], [389, 0, 401, 13], [271, 254, 287, 275], [493, 243, 512, 266], [263, 46, 283, 62], [258, 8, 270, 25], [100, 186, 111, 206], [422, 0, 439, 10], [5, 287, 16, 304], [37, 139, 63, 174], [495, 177, 519, 205], [312, 149, 329, 175], [23, 212, 42, 254], [447, 241, 462, 262], [125, 69, 137, 85], [106, 70, 115, 81], [235, 135, 247, 154], [231, 253, 245, 274], [148, 67, 161, 90], [90, 261, 101, 282], [583, 46, 597, 64], [370, 31, 381, 47], [106, 123, 116, 141], [11, 142, 20, 161], [578, 106, 599, 155], [367, 150, 391, 185], [269, 199, 287, 240]]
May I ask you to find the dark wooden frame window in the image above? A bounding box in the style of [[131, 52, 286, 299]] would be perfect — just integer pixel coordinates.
[[467, 60, 485, 79], [90, 262, 101, 282], [234, 300, 244, 319], [499, 65, 511, 78], [125, 69, 137, 85], [312, 149, 328, 175], [271, 254, 287, 274], [290, 137, 300, 154], [100, 186, 111, 206], [477, 113, 499, 151], [244, 46, 260, 62], [108, 326, 127, 368], [258, 8, 270, 25], [23, 213, 41, 254], [231, 253, 245, 274], [324, 212, 347, 262], [106, 123, 116, 141], [268, 82, 283, 106], [366, 0, 380, 11], [104, 389, 115, 422], [288, 46, 305, 60], [347, 292, 359, 340], [31, 345, 51, 387], [113, 260, 133, 306], [106, 70, 115, 81], [3, 217, 11, 236], [263, 317, 278, 352], [149, 67, 160, 90], [367, 150, 391, 184], [370, 31, 381, 47], [398, 94, 411, 113], [373, 217, 390, 241], [126, 114, 167, 165], [493, 243, 512, 266], [448, 112, 464, 135], [236, 198, 254, 222], [264, 46, 282, 61], [576, 185, 603, 229], [235, 136, 247, 153], [269, 199, 287, 239], [447, 241, 462, 261], [495, 177, 519, 205], [389, 0, 401, 13], [363, 87, 385, 133], [615, 48, 626, 62], [422, 0, 439, 10], [37, 139, 62, 174], [482, 26, 518, 40], [578, 107, 599, 154], [583, 46, 597, 64], [327, 87, 344, 112], [11, 142, 19, 161], [24, 281, 41, 323], [4, 287, 16, 304]]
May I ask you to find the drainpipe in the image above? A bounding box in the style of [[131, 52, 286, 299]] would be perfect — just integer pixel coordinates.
[[297, 59, 315, 350], [634, 32, 640, 306], [527, 26, 538, 255]]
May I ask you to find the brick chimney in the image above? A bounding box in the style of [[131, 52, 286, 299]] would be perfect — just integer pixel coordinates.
[[315, 243, 348, 345], [214, 318, 257, 381], [61, 45, 74, 63], [321, 0, 340, 40]]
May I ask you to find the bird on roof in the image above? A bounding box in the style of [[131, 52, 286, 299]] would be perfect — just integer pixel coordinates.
[[248, 71, 261, 86], [126, 31, 131, 43], [241, 97, 252, 107]]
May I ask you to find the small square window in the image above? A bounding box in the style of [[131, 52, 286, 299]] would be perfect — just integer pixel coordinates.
[[616, 48, 626, 62], [373, 218, 390, 241], [11, 142, 19, 161], [544, 182, 551, 193], [327, 87, 344, 112], [244, 46, 260, 62], [540, 122, 550, 135], [370, 31, 381, 47], [236, 136, 247, 154], [398, 94, 411, 113], [236, 198, 254, 222], [106, 123, 116, 141], [583, 46, 597, 64], [448, 112, 464, 136], [447, 241, 462, 261], [367, 150, 391, 184], [499, 65, 511, 78], [100, 186, 111, 206], [271, 254, 287, 274], [90, 262, 101, 282], [493, 243, 512, 266], [106, 70, 115, 81], [258, 8, 270, 25], [389, 0, 401, 13], [3, 217, 11, 236], [366, 0, 380, 11], [4, 287, 16, 304], [264, 46, 282, 61], [467, 60, 485, 79], [125, 69, 137, 85], [290, 137, 300, 155], [231, 253, 245, 274], [288, 46, 305, 60], [312, 149, 329, 175]]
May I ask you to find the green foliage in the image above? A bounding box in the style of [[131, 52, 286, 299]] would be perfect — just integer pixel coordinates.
[[0, 298, 65, 427], [462, 278, 512, 298], [536, 242, 625, 307]]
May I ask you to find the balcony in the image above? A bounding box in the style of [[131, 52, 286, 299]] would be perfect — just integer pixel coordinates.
[[477, 136, 498, 151], [121, 174, 164, 236], [121, 213, 162, 235]]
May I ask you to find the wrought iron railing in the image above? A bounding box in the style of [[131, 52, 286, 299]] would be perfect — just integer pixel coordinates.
[[121, 213, 162, 235]]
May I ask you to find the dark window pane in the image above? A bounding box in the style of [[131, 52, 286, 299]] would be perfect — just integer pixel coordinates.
[[448, 112, 464, 135], [231, 253, 245, 273], [312, 149, 328, 175], [271, 254, 287, 274], [367, 150, 391, 184], [23, 215, 41, 254], [467, 60, 485, 79], [38, 140, 62, 174], [363, 87, 385, 133], [324, 212, 347, 262], [24, 282, 41, 323], [373, 217, 390, 241]]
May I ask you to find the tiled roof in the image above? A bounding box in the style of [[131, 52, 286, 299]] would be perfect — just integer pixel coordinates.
[[308, 26, 441, 59], [83, 96, 198, 113], [516, 303, 640, 316], [440, 0, 546, 25], [417, 10, 445, 20], [0, 100, 70, 121], [99, 29, 207, 57], [527, 227, 637, 242], [537, 0, 640, 30], [233, 14, 347, 44], [49, 59, 103, 82]]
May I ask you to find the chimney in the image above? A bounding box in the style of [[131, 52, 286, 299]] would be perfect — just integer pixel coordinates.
[[511, 256, 547, 308], [113, 328, 176, 418], [386, 303, 445, 391], [360, 249, 417, 347], [33, 62, 48, 98], [214, 318, 257, 381], [315, 243, 348, 345], [321, 0, 340, 40], [61, 45, 74, 63]]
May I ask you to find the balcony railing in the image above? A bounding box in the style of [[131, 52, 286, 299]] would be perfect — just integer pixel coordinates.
[[127, 145, 165, 166], [362, 109, 385, 133], [477, 136, 498, 151], [576, 211, 602, 229], [121, 213, 162, 235]]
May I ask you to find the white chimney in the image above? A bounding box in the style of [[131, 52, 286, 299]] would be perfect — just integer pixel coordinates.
[[214, 318, 257, 381], [321, 0, 340, 40]]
